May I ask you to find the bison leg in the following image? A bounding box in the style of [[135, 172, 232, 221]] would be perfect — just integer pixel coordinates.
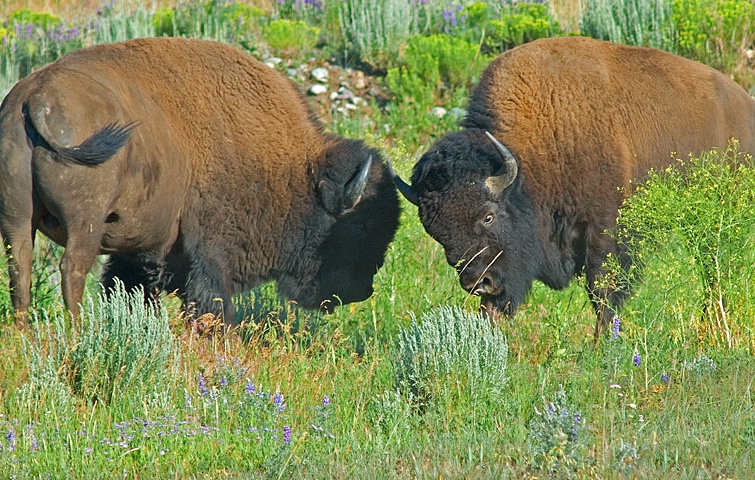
[[585, 232, 632, 340], [0, 122, 35, 319], [0, 220, 35, 317], [59, 231, 103, 319], [182, 261, 237, 326]]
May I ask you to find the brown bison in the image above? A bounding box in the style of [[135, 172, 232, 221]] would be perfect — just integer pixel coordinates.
[[389, 36, 755, 336], [0, 37, 400, 323]]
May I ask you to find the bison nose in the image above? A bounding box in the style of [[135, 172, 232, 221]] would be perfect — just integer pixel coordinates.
[[460, 271, 498, 296]]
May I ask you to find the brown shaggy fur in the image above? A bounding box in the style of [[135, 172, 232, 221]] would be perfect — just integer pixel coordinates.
[[0, 37, 400, 322], [405, 37, 755, 337]]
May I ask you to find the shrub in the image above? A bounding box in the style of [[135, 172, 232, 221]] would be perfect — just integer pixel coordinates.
[[262, 19, 320, 58], [484, 2, 561, 54], [580, 0, 676, 51], [672, 0, 755, 89], [395, 305, 508, 406], [612, 143, 755, 349], [18, 280, 179, 406], [338, 0, 421, 71]]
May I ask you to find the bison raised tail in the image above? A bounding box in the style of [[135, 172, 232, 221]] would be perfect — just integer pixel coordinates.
[[24, 102, 138, 165]]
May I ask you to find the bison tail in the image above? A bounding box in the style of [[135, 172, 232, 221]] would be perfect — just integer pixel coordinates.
[[56, 121, 139, 166]]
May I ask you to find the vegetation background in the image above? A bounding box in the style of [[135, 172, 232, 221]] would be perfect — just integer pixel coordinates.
[[0, 0, 754, 477]]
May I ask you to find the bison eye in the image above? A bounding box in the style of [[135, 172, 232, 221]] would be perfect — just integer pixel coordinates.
[[483, 213, 495, 225]]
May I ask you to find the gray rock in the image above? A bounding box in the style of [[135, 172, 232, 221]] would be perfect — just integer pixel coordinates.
[[309, 84, 328, 95], [311, 67, 329, 82], [429, 106, 447, 118]]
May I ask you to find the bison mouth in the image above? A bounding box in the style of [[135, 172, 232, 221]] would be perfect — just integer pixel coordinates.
[[479, 293, 516, 319]]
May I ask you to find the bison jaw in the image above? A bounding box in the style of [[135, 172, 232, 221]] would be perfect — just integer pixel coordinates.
[[479, 293, 517, 319]]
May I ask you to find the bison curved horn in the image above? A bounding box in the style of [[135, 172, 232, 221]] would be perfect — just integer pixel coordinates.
[[342, 155, 372, 210], [484, 131, 518, 196], [385, 159, 419, 206]]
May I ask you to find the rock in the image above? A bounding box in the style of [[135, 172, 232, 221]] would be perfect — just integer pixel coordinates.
[[309, 84, 328, 96], [311, 67, 329, 82], [335, 86, 355, 100], [449, 107, 467, 120], [429, 106, 447, 118], [263, 57, 282, 68]]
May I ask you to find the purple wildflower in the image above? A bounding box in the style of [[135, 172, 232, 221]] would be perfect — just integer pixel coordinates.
[[661, 371, 669, 383], [273, 391, 285, 412], [245, 381, 256, 395], [283, 425, 291, 444], [6, 429, 16, 451], [633, 350, 641, 367], [219, 377, 228, 389], [611, 315, 620, 339], [572, 412, 581, 439], [197, 372, 209, 396], [322, 394, 330, 406]]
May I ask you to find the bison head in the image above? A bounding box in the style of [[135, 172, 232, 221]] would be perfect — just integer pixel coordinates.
[[277, 139, 400, 312], [389, 129, 543, 317]]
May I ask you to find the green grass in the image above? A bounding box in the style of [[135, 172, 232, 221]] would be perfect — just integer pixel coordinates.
[[1, 1, 755, 477]]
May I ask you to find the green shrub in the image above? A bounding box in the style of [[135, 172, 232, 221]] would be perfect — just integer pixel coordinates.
[[395, 305, 508, 406], [672, 0, 755, 88], [484, 2, 561, 54], [17, 280, 180, 406], [612, 143, 755, 349], [262, 19, 320, 58], [580, 0, 676, 51], [70, 281, 179, 404]]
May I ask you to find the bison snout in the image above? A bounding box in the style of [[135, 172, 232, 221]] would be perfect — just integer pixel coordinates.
[[460, 271, 499, 296]]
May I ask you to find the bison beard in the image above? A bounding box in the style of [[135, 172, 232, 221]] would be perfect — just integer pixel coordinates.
[[388, 36, 755, 339], [0, 37, 400, 324]]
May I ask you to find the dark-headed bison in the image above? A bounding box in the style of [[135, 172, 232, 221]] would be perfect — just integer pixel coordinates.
[[389, 36, 755, 337], [0, 37, 400, 323]]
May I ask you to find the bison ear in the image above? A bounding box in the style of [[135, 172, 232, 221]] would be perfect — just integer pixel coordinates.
[[317, 156, 372, 214]]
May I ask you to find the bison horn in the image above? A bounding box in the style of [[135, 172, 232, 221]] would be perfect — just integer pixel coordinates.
[[485, 131, 518, 196], [385, 159, 419, 206], [342, 155, 372, 209]]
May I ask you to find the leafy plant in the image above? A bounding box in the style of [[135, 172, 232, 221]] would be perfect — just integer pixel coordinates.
[[672, 0, 755, 89], [613, 143, 755, 348], [484, 2, 561, 54], [580, 0, 676, 51], [262, 19, 320, 58]]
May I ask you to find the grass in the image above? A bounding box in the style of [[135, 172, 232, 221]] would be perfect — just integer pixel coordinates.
[[1, 0, 755, 477]]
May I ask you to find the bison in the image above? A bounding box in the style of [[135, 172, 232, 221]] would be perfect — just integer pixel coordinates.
[[0, 37, 400, 323], [389, 36, 755, 337]]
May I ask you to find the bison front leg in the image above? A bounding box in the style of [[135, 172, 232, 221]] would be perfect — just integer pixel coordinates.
[[585, 233, 631, 341]]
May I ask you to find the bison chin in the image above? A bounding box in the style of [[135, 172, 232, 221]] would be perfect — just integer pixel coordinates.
[[479, 294, 517, 320]]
